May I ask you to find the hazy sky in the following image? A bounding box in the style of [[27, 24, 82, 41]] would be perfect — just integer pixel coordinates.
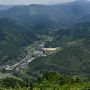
[[0, 0, 75, 5], [0, 0, 89, 5]]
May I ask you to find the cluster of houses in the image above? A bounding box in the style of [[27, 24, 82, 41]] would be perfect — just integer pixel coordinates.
[[34, 47, 58, 57], [4, 41, 59, 71]]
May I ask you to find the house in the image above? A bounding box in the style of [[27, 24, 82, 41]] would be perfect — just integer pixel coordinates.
[[42, 48, 57, 55]]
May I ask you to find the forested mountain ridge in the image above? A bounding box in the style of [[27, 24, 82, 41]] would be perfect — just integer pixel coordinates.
[[0, 0, 90, 32], [0, 18, 38, 65], [0, 72, 90, 90], [28, 22, 90, 80]]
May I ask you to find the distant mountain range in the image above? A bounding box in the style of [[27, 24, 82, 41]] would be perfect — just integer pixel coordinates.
[[0, 0, 90, 29], [0, 5, 14, 11]]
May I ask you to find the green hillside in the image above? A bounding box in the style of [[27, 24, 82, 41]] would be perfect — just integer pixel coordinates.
[[28, 22, 90, 80], [0, 18, 38, 65], [0, 3, 81, 65], [0, 1, 90, 36], [0, 4, 77, 34], [0, 0, 90, 32], [0, 72, 90, 90]]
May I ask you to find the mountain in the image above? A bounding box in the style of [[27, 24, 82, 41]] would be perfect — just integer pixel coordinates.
[[0, 0, 90, 66], [0, 1, 90, 89], [0, 0, 90, 33], [0, 0, 90, 79], [0, 4, 76, 33], [0, 0, 90, 68], [27, 22, 90, 80], [0, 18, 38, 65], [0, 5, 13, 11], [52, 0, 90, 17], [76, 14, 90, 24]]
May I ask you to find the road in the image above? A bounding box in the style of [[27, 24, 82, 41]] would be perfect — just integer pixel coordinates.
[[5, 41, 45, 71], [4, 36, 54, 72]]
